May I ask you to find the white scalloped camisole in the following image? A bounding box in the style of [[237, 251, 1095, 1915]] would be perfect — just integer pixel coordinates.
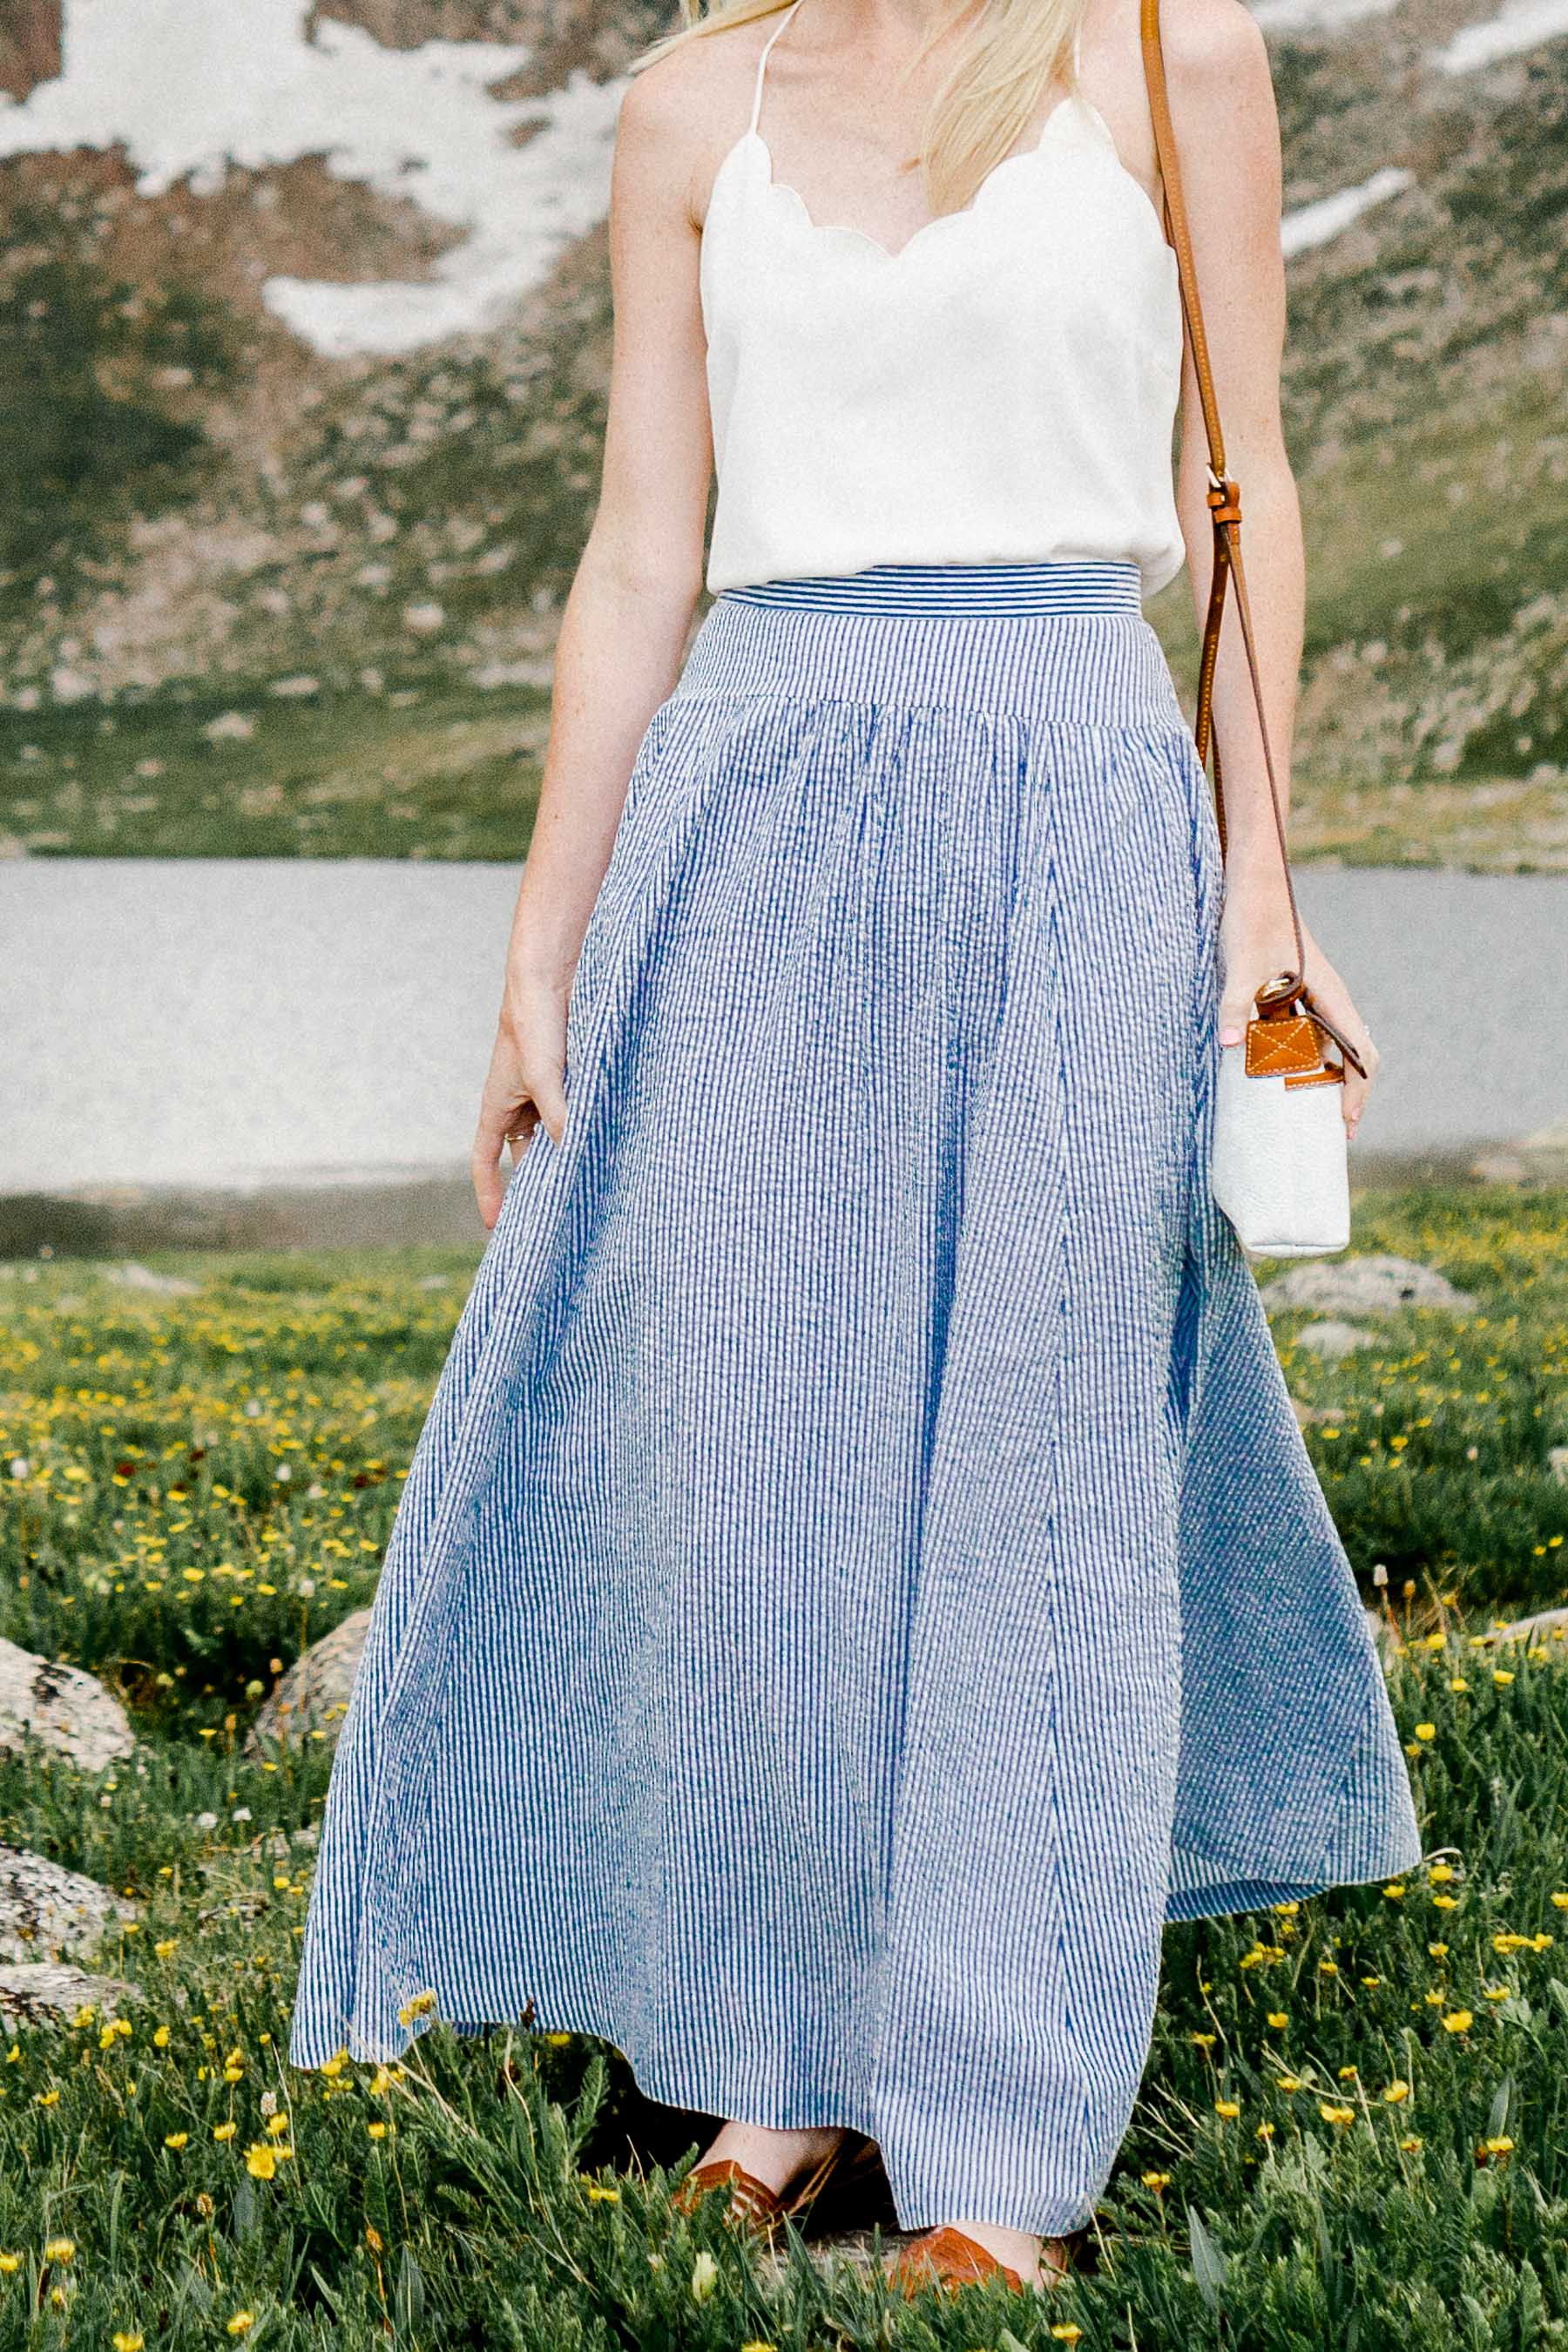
[[700, 0, 1187, 598]]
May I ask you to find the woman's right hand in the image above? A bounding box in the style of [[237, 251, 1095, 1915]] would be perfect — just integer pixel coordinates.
[[470, 970, 571, 1231]]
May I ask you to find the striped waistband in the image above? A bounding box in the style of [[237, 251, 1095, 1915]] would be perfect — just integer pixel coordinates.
[[717, 559, 1144, 617]]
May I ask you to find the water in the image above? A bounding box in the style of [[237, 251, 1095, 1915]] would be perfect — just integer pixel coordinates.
[[3, 860, 1565, 1198]]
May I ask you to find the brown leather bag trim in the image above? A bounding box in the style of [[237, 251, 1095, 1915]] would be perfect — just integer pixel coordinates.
[[1137, 0, 1368, 1084]]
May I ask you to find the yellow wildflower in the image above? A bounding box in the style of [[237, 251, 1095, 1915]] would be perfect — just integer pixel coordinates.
[[1441, 2011, 1473, 2033]]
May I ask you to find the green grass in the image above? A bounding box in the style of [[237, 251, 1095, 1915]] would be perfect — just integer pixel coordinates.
[[0, 1187, 1565, 2347], [0, 679, 547, 862]]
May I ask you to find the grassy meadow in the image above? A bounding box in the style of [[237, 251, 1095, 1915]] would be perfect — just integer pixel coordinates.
[[0, 1183, 1565, 2348]]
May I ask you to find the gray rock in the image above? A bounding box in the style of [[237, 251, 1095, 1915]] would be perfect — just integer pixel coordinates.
[[105, 1261, 201, 1297], [245, 1609, 372, 1754], [0, 1639, 135, 1771], [1262, 1254, 1478, 1317], [1549, 1446, 1568, 1487], [1294, 1321, 1375, 1360], [0, 1963, 143, 2025], [0, 1845, 142, 1963], [1474, 1607, 1568, 1648]]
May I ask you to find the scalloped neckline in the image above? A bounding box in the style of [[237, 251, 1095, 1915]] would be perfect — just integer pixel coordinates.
[[730, 94, 1170, 266]]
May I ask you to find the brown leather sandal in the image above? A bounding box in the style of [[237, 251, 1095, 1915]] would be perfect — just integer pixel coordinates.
[[888, 2223, 1076, 2297], [671, 2156, 788, 2239], [672, 2129, 877, 2240], [888, 2225, 1024, 2295]]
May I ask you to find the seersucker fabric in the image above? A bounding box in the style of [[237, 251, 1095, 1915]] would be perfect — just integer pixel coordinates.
[[288, 558, 1424, 2234], [701, 0, 1187, 598]]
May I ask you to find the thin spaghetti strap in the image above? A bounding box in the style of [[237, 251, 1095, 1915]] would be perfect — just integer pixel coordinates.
[[748, 0, 803, 137]]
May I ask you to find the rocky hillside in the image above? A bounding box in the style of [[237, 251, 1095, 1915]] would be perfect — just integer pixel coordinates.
[[0, 0, 1563, 861]]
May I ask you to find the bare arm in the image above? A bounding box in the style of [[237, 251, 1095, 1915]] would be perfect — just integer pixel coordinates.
[[1166, 0, 1378, 1131], [471, 57, 715, 1227]]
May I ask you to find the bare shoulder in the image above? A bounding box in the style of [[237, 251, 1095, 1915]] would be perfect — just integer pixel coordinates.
[[1154, 0, 1274, 104], [618, 17, 778, 225]]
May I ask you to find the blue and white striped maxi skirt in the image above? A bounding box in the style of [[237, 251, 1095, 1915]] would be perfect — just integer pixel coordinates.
[[289, 558, 1423, 2236]]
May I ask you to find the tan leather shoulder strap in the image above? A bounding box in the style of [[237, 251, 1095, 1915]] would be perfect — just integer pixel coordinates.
[[1137, 0, 1313, 1002]]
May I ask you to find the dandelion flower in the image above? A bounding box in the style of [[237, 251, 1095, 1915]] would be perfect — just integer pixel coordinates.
[[1319, 2104, 1356, 2126], [1382, 2080, 1411, 2103], [1441, 2011, 1473, 2033], [213, 2123, 238, 2142], [1214, 2099, 1240, 2120], [1267, 2012, 1288, 2030], [245, 2146, 276, 2180], [43, 2239, 76, 2263], [226, 2314, 255, 2337], [164, 2132, 189, 2150]]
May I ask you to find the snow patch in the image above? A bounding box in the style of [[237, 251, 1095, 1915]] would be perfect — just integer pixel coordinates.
[[1281, 166, 1414, 255], [1431, 0, 1568, 70], [0, 0, 625, 355]]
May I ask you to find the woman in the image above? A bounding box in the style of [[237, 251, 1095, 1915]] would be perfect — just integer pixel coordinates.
[[289, 0, 1423, 2299]]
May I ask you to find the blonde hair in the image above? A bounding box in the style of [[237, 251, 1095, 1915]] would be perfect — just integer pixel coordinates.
[[629, 0, 1087, 220]]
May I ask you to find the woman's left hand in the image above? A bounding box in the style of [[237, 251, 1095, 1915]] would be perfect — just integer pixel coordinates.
[[1218, 894, 1380, 1140]]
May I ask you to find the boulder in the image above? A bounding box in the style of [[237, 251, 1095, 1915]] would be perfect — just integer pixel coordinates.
[[245, 1610, 372, 1754], [0, 1964, 143, 2026], [1294, 1321, 1375, 1361], [0, 1846, 142, 1963], [1474, 1607, 1568, 1649], [105, 1262, 201, 1298], [0, 1639, 135, 1771], [1261, 1254, 1477, 1317]]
